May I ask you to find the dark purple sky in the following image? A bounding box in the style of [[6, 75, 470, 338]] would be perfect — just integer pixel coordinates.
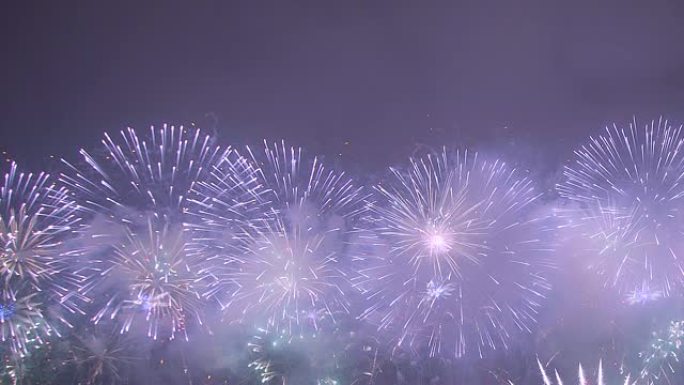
[[3, 1, 684, 174]]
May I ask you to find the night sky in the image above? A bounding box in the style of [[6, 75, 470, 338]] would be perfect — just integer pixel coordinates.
[[3, 1, 684, 174]]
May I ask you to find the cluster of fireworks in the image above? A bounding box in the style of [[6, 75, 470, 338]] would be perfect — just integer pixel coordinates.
[[2, 119, 684, 383]]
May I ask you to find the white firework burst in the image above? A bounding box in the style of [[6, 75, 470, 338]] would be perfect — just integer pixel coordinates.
[[355, 148, 554, 358], [211, 141, 367, 334], [60, 124, 228, 339], [558, 118, 684, 297]]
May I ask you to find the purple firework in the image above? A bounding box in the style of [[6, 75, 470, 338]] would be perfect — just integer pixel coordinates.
[[1, 161, 83, 354], [558, 118, 684, 298], [355, 148, 554, 358], [60, 124, 229, 340], [205, 141, 367, 334]]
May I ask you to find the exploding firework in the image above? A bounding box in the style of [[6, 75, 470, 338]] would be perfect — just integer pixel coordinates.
[[0, 286, 56, 356], [184, 148, 266, 299], [0, 161, 84, 354], [242, 140, 368, 236], [70, 326, 138, 385], [558, 118, 684, 297], [1, 162, 82, 302], [88, 217, 206, 340], [639, 320, 684, 385], [624, 283, 664, 306], [355, 148, 554, 358], [211, 141, 367, 334], [536, 360, 635, 385], [60, 125, 227, 339], [222, 218, 352, 333], [60, 124, 227, 219]]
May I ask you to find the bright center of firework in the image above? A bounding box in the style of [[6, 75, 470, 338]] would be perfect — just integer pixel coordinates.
[[425, 232, 450, 254], [425, 280, 455, 300]]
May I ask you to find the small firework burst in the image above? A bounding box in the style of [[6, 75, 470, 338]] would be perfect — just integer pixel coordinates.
[[639, 320, 684, 385], [89, 217, 204, 340], [624, 283, 664, 306], [355, 148, 554, 358], [0, 286, 56, 356], [558, 118, 684, 297], [536, 359, 635, 385], [70, 326, 138, 385]]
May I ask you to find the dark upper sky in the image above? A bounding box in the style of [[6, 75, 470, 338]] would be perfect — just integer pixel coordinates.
[[2, 0, 684, 175]]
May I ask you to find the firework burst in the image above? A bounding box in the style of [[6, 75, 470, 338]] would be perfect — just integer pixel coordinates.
[[558, 118, 684, 297], [638, 320, 684, 385], [243, 140, 367, 227], [60, 124, 227, 339], [225, 218, 354, 333], [210, 141, 367, 334], [0, 162, 84, 354], [184, 148, 266, 299], [1, 162, 82, 299], [60, 124, 226, 219], [70, 326, 138, 385], [355, 148, 554, 358], [0, 286, 56, 357], [88, 216, 206, 340]]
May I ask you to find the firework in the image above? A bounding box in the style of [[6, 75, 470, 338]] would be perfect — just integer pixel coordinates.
[[60, 124, 227, 219], [1, 161, 82, 301], [88, 216, 206, 340], [212, 141, 367, 334], [624, 283, 664, 306], [355, 148, 554, 358], [0, 162, 84, 354], [558, 118, 684, 297], [222, 218, 352, 334], [184, 148, 266, 299], [0, 286, 57, 357], [639, 320, 684, 385], [537, 360, 635, 385], [70, 326, 138, 385], [60, 125, 227, 339]]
